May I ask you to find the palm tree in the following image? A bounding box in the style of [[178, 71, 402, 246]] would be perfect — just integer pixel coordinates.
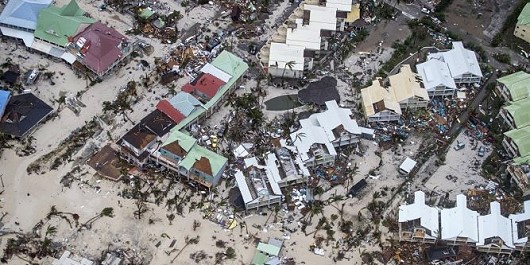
[[293, 132, 307, 143], [281, 60, 296, 86], [79, 207, 114, 230]]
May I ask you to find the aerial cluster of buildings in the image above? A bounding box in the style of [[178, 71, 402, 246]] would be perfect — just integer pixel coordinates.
[[360, 41, 483, 122], [399, 191, 530, 254], [0, 0, 132, 78], [258, 0, 361, 78], [496, 71, 530, 191], [109, 51, 247, 189]]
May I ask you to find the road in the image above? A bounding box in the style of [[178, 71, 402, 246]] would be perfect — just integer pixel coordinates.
[[446, 73, 497, 137], [384, 0, 425, 20]]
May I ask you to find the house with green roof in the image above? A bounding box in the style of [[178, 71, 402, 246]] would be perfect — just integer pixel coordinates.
[[175, 50, 248, 131], [34, 0, 95, 48], [152, 129, 227, 189], [497, 71, 530, 102], [179, 144, 227, 188], [515, 3, 530, 44], [507, 154, 530, 191], [503, 126, 530, 158], [500, 99, 530, 129]]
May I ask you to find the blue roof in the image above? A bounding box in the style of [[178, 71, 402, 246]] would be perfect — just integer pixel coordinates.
[[168, 91, 204, 116], [0, 0, 52, 30], [0, 90, 11, 118]]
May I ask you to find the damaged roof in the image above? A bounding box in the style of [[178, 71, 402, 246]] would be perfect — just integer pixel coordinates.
[[0, 92, 53, 138]]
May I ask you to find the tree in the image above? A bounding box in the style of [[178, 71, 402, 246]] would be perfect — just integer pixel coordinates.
[[79, 207, 114, 230], [281, 60, 296, 86], [225, 247, 236, 259]]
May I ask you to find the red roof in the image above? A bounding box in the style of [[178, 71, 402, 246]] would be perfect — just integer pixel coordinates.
[[156, 100, 185, 123], [181, 73, 225, 100], [73, 22, 128, 76]]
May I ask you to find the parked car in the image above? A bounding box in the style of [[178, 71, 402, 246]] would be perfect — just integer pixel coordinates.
[[478, 146, 485, 157], [454, 141, 465, 151]]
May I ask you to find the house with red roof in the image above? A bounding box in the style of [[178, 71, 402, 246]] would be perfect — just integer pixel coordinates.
[[182, 72, 225, 103], [70, 22, 131, 78]]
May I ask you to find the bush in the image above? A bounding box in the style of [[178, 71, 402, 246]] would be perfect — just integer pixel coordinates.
[[493, 53, 511, 64]]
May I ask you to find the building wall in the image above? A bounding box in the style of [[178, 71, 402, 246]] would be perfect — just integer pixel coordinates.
[[499, 108, 517, 129], [515, 24, 530, 44], [428, 86, 455, 97], [453, 73, 481, 85], [367, 110, 401, 122], [502, 137, 520, 158], [268, 67, 304, 78], [399, 98, 429, 109], [496, 83, 513, 102]]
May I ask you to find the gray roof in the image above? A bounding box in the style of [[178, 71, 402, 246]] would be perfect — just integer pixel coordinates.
[[168, 92, 204, 116], [0, 0, 52, 30]]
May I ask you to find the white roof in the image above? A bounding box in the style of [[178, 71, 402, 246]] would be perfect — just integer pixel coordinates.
[[509, 200, 530, 245], [265, 154, 283, 196], [268, 43, 305, 71], [399, 157, 417, 174], [286, 26, 321, 50], [325, 0, 353, 11], [428, 42, 483, 79], [200, 63, 232, 82], [477, 201, 514, 248], [290, 123, 336, 162], [0, 0, 52, 30], [235, 170, 253, 204], [0, 26, 34, 46], [398, 191, 439, 237], [307, 100, 363, 141], [417, 59, 457, 91], [233, 144, 249, 158], [303, 5, 338, 31], [440, 194, 479, 242]]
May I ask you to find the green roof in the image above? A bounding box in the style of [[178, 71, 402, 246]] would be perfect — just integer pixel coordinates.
[[139, 8, 155, 19], [503, 99, 530, 128], [513, 154, 530, 165], [518, 3, 530, 26], [256, 243, 280, 256], [204, 50, 249, 109], [162, 130, 196, 151], [251, 252, 268, 265], [34, 0, 95, 46], [180, 144, 227, 175], [175, 51, 247, 130], [505, 126, 530, 157], [497, 71, 530, 102]]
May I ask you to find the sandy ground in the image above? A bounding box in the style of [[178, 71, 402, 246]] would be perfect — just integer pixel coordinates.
[[0, 1, 500, 265]]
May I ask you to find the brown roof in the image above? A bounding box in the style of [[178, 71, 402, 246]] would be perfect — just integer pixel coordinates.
[[372, 100, 386, 112], [193, 157, 212, 176], [162, 141, 188, 157], [86, 144, 123, 181], [120, 124, 157, 150]]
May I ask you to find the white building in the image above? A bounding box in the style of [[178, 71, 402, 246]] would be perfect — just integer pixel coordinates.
[[440, 194, 480, 245], [267, 42, 306, 78], [398, 191, 439, 243], [509, 200, 530, 251], [477, 201, 515, 254], [290, 100, 373, 167], [416, 59, 457, 97], [427, 42, 483, 85], [235, 156, 283, 210]]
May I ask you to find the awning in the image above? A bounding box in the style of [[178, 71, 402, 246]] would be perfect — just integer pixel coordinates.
[[0, 27, 34, 47]]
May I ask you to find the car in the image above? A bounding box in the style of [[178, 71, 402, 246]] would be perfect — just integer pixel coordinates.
[[210, 135, 218, 148], [454, 141, 465, 151], [478, 146, 485, 157]]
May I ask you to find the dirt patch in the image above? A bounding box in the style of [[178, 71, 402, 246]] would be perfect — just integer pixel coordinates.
[[355, 18, 411, 52], [444, 0, 495, 41]]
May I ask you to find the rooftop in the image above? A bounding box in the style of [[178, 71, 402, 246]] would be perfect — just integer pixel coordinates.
[[398, 191, 439, 237], [161, 129, 196, 153], [440, 194, 480, 242], [417, 58, 457, 91], [509, 201, 530, 245], [0, 93, 53, 138], [34, 0, 95, 47], [156, 99, 185, 124], [181, 72, 226, 100], [0, 89, 11, 118], [497, 71, 530, 102], [325, 0, 353, 12], [285, 24, 321, 50], [140, 109, 175, 137], [120, 124, 156, 150], [267, 42, 305, 71], [168, 91, 205, 117], [361, 80, 402, 117], [303, 4, 338, 31], [72, 22, 128, 76], [504, 126, 530, 157], [477, 201, 514, 249], [427, 42, 482, 79], [180, 144, 227, 179], [502, 99, 530, 128], [0, 0, 52, 30], [517, 3, 530, 26]]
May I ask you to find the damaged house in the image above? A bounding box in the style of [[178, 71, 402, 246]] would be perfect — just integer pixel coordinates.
[[235, 157, 283, 210]]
